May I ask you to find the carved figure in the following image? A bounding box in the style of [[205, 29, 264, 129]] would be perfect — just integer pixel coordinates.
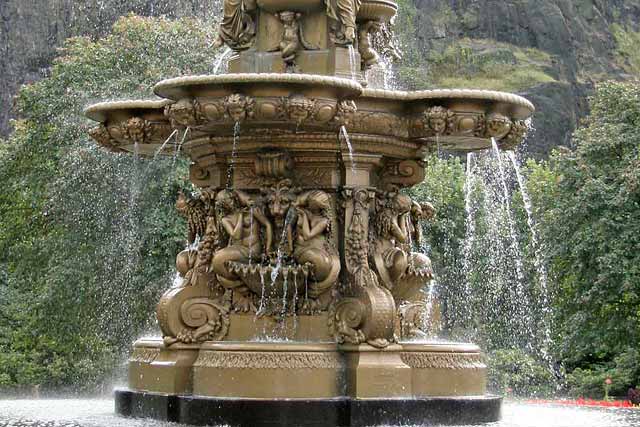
[[358, 21, 382, 69], [278, 11, 302, 70], [225, 93, 255, 122], [372, 192, 433, 302], [176, 192, 208, 245], [423, 106, 452, 136], [211, 190, 273, 310], [124, 117, 148, 143], [261, 179, 298, 258], [325, 0, 361, 44], [165, 99, 197, 128], [214, 0, 257, 50], [293, 190, 340, 305], [409, 200, 435, 249]]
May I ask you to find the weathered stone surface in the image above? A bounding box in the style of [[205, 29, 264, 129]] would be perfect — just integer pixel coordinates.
[[405, 0, 640, 156], [0, 0, 213, 137]]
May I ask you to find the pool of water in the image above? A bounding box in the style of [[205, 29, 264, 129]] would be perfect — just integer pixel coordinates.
[[0, 399, 639, 426]]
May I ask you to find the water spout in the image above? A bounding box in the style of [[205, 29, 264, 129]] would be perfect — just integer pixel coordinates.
[[213, 47, 232, 74], [340, 125, 357, 178]]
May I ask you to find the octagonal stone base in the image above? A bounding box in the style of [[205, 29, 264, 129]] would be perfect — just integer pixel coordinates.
[[115, 390, 501, 426], [118, 339, 499, 426]]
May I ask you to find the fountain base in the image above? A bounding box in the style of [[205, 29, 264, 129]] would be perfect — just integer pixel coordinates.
[[118, 339, 499, 425], [115, 390, 501, 426]]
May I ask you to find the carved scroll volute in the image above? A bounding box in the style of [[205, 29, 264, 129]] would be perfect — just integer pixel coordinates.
[[379, 159, 426, 189], [335, 187, 396, 347], [157, 281, 231, 346]]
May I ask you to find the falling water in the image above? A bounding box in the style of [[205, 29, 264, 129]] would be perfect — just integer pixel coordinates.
[[491, 138, 526, 285], [422, 279, 437, 335], [292, 273, 299, 333], [256, 270, 267, 317], [248, 207, 254, 266], [462, 153, 477, 300], [172, 127, 190, 166], [153, 129, 178, 159], [213, 47, 232, 74], [379, 55, 396, 90], [281, 274, 288, 319], [508, 151, 553, 366], [347, 45, 358, 80], [340, 125, 357, 178], [460, 145, 536, 351], [226, 121, 241, 190]]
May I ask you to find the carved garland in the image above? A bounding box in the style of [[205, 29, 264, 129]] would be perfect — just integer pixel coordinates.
[[195, 351, 343, 369], [400, 352, 486, 370]]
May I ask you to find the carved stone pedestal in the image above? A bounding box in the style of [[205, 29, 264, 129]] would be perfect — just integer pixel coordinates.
[[119, 338, 498, 426], [85, 0, 534, 423]]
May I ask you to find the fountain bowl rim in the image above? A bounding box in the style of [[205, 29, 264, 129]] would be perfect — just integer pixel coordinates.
[[408, 88, 535, 113], [84, 99, 171, 122], [153, 73, 364, 100]]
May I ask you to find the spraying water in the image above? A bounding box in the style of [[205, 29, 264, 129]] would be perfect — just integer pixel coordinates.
[[347, 45, 358, 80], [226, 121, 241, 190], [153, 129, 178, 159], [213, 47, 232, 74], [340, 125, 357, 178]]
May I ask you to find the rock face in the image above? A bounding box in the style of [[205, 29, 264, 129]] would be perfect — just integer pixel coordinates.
[[402, 0, 640, 156], [2, 0, 640, 155], [0, 0, 213, 137]]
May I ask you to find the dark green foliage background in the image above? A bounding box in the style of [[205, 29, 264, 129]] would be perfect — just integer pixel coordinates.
[[0, 16, 218, 391], [1, 13, 639, 399]]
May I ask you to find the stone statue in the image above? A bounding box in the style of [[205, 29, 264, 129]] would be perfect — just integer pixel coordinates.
[[371, 192, 433, 302], [277, 11, 302, 70], [214, 0, 257, 50], [372, 192, 412, 289], [358, 21, 381, 69], [293, 190, 340, 307], [176, 191, 208, 245], [211, 189, 273, 310], [325, 0, 361, 45], [408, 200, 435, 250]]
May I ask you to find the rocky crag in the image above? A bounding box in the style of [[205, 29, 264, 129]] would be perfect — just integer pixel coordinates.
[[2, 0, 639, 156]]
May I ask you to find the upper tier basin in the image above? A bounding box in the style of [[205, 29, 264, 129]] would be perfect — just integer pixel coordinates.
[[85, 74, 534, 155], [255, 0, 397, 22]]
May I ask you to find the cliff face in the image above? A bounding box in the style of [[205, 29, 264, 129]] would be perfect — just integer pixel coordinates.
[[0, 0, 213, 136], [2, 0, 639, 156], [397, 0, 640, 156]]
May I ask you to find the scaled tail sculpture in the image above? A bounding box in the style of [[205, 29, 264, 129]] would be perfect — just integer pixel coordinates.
[[85, 0, 534, 424]]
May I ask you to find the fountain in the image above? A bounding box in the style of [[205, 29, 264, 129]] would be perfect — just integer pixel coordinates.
[[84, 0, 534, 425]]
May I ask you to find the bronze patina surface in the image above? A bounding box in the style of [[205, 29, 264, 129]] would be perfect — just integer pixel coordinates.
[[85, 0, 533, 424]]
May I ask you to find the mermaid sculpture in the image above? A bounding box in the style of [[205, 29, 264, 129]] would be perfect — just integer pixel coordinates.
[[293, 190, 340, 310], [371, 192, 433, 303], [211, 189, 273, 311]]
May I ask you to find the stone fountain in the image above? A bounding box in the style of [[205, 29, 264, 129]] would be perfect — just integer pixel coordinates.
[[85, 0, 533, 425]]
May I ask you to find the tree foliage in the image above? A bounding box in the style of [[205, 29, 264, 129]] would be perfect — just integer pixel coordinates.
[[0, 15, 219, 391], [535, 81, 640, 379]]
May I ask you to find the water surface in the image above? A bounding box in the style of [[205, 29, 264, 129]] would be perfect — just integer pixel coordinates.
[[1, 400, 638, 426]]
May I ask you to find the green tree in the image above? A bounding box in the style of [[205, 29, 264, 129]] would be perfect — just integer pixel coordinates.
[[0, 15, 220, 391]]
